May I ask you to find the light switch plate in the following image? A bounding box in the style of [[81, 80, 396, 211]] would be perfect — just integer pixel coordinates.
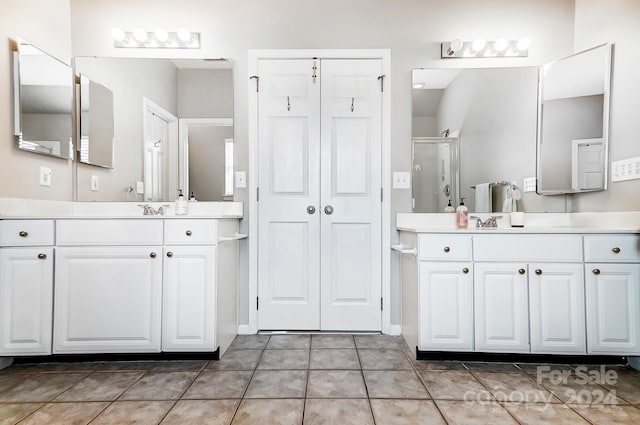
[[136, 181, 144, 194], [39, 166, 52, 187], [393, 172, 411, 189], [235, 171, 247, 188], [90, 175, 99, 191], [611, 156, 640, 182]]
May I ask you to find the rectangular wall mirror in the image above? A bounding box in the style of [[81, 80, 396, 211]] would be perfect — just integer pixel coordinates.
[[73, 57, 233, 202], [12, 39, 73, 159], [537, 43, 613, 194], [79, 74, 115, 168]]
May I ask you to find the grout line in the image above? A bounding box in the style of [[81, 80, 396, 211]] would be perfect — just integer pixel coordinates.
[[227, 335, 269, 424]]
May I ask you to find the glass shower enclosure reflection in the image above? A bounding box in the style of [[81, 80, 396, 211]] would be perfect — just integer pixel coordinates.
[[412, 136, 459, 213]]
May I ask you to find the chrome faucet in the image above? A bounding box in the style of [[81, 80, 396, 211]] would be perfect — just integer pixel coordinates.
[[469, 215, 503, 228], [138, 204, 171, 216]]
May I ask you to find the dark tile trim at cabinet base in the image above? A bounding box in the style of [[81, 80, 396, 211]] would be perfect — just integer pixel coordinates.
[[415, 348, 626, 365], [11, 347, 220, 364]]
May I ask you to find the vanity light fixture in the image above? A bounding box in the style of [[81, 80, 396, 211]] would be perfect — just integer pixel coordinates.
[[441, 37, 531, 58], [111, 27, 201, 49]]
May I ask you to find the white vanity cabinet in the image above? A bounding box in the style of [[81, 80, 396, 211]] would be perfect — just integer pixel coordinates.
[[584, 235, 640, 355], [54, 220, 164, 354], [0, 220, 54, 355]]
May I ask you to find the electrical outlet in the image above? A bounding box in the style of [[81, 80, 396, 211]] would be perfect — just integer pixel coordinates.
[[393, 172, 411, 189], [235, 171, 247, 188], [611, 156, 640, 182], [39, 167, 52, 187], [523, 177, 536, 192], [91, 175, 99, 191]]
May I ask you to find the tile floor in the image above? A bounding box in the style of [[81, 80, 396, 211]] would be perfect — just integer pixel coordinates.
[[1, 334, 640, 424]]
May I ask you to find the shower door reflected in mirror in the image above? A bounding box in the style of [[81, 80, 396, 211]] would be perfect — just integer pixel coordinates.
[[412, 137, 459, 212]]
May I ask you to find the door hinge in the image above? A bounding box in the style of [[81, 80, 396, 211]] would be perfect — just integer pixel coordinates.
[[257, 297, 259, 310], [377, 74, 385, 92], [381, 297, 384, 311], [250, 75, 259, 92], [312, 60, 318, 83], [257, 187, 260, 202], [380, 188, 384, 202]]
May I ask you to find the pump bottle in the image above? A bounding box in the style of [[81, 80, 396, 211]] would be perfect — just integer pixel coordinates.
[[456, 198, 468, 228]]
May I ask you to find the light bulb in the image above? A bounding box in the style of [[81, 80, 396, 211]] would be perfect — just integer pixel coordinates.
[[133, 28, 147, 43], [472, 38, 486, 52], [154, 28, 169, 43], [111, 27, 126, 42], [517, 37, 532, 51], [447, 37, 463, 56], [494, 38, 509, 52], [177, 28, 191, 42]]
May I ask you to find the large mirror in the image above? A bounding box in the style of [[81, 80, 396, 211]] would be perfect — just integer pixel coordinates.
[[537, 43, 613, 194], [12, 39, 73, 159], [73, 57, 233, 202], [412, 67, 539, 212]]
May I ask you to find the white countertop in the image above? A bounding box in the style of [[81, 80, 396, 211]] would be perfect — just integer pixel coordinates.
[[397, 212, 640, 234]]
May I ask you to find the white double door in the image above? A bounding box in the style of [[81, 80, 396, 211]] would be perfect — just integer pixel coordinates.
[[258, 58, 382, 331]]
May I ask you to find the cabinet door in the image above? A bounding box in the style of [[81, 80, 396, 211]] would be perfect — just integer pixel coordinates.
[[529, 263, 585, 354], [54, 247, 162, 353], [0, 248, 53, 355], [163, 246, 216, 351], [586, 263, 640, 355], [419, 262, 473, 351], [474, 263, 529, 353]]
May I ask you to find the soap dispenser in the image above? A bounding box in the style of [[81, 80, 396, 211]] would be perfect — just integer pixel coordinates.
[[444, 199, 455, 213], [175, 189, 187, 215], [456, 198, 468, 228]]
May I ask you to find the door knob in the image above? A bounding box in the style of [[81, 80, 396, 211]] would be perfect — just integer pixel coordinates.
[[150, 252, 157, 258], [186, 230, 192, 236], [37, 253, 47, 260], [612, 247, 620, 254], [307, 206, 316, 215], [19, 231, 28, 237], [324, 205, 334, 215], [535, 269, 542, 275], [518, 268, 526, 275], [167, 252, 173, 257], [462, 267, 469, 274], [593, 269, 601, 275]]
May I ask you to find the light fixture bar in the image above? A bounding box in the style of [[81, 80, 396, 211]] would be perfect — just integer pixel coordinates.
[[113, 29, 201, 49], [441, 38, 530, 58]]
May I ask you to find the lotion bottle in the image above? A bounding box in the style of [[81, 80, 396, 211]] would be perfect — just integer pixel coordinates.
[[444, 199, 455, 213], [175, 189, 187, 215], [456, 198, 468, 228]]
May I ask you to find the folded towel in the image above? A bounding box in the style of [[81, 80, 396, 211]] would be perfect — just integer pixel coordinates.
[[475, 183, 491, 212]]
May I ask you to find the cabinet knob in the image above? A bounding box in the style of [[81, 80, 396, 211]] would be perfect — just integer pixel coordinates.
[[535, 269, 542, 275], [593, 268, 601, 275], [37, 253, 47, 260], [150, 252, 157, 258], [186, 230, 192, 236], [18, 231, 28, 238], [462, 267, 469, 274], [443, 246, 450, 253], [518, 268, 526, 275], [612, 247, 621, 254], [167, 251, 173, 257]]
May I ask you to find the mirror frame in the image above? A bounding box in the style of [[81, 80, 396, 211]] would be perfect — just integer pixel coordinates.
[[536, 43, 613, 195]]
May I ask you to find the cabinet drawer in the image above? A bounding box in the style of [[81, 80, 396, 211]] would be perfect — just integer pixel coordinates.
[[418, 235, 472, 261], [473, 235, 582, 262], [57, 220, 163, 246], [164, 220, 217, 245], [584, 235, 640, 262], [0, 220, 54, 246]]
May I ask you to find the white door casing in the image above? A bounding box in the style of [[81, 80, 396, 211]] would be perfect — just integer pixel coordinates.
[[143, 98, 178, 201]]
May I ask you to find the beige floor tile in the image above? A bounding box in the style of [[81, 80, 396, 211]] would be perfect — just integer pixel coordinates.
[[311, 334, 355, 349], [18, 402, 108, 425], [370, 399, 446, 425], [539, 374, 624, 405], [309, 349, 360, 369], [160, 399, 239, 425], [464, 362, 521, 373], [119, 371, 197, 400], [257, 349, 309, 370], [364, 370, 429, 399], [54, 372, 143, 402], [182, 371, 253, 399], [604, 375, 640, 404], [475, 372, 560, 404], [306, 370, 367, 398], [231, 399, 303, 425], [4, 362, 98, 374], [0, 403, 43, 425], [265, 335, 311, 350], [304, 399, 373, 425], [419, 370, 494, 401], [504, 402, 591, 425], [516, 363, 575, 376], [245, 370, 307, 398], [436, 400, 518, 425], [413, 360, 467, 371], [355, 335, 403, 349], [358, 349, 412, 370], [570, 403, 640, 425], [206, 349, 263, 371], [148, 360, 208, 372], [0, 373, 87, 402], [229, 335, 270, 350], [90, 400, 173, 425], [92, 361, 156, 372]]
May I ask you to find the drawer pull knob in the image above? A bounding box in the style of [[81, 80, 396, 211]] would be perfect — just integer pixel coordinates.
[[593, 268, 601, 275], [167, 251, 173, 257], [150, 252, 157, 258], [462, 267, 469, 274], [186, 230, 193, 236], [612, 247, 621, 254], [518, 268, 526, 275], [443, 246, 450, 253], [535, 269, 542, 275], [37, 253, 47, 260], [18, 231, 28, 237]]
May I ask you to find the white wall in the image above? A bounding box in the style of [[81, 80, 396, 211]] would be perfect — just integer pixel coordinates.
[[0, 0, 73, 200], [68, 0, 576, 328]]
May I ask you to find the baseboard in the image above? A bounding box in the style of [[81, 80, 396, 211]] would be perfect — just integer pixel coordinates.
[[0, 357, 13, 371], [388, 325, 402, 336], [237, 324, 254, 335]]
